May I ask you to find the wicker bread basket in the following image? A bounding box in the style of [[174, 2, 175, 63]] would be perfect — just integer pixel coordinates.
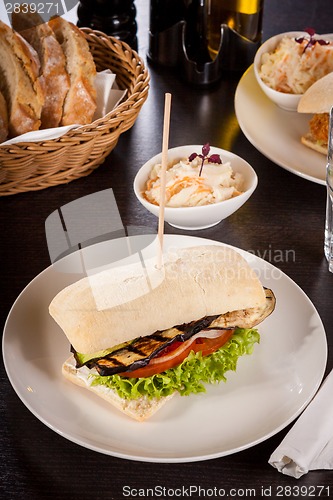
[[0, 28, 149, 196]]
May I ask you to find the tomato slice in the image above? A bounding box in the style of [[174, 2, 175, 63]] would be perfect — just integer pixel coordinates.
[[192, 333, 234, 357], [119, 329, 234, 378]]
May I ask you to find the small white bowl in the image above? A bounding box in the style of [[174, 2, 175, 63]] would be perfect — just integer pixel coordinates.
[[254, 31, 333, 112], [133, 145, 258, 230], [254, 31, 306, 111]]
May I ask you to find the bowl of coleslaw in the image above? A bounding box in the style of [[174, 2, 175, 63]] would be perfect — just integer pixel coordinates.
[[254, 31, 333, 111], [133, 145, 257, 230]]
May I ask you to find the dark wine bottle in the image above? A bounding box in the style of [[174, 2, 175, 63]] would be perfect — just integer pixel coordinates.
[[77, 0, 138, 50], [149, 0, 186, 34], [184, 0, 212, 66]]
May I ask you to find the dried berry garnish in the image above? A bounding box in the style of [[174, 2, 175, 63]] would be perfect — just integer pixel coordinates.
[[295, 28, 330, 52], [188, 143, 222, 176]]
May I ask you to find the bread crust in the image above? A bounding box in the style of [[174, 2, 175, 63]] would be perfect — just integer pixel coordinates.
[[49, 245, 266, 354], [62, 356, 174, 421], [0, 20, 44, 137], [13, 13, 70, 129], [297, 72, 333, 114], [301, 133, 327, 155], [0, 90, 8, 143], [49, 17, 97, 125], [297, 74, 333, 153]]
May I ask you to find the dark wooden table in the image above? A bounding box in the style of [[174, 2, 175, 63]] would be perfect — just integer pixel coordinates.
[[1, 1, 333, 498]]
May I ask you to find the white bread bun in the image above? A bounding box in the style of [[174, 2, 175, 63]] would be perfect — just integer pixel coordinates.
[[49, 245, 266, 354], [0, 20, 44, 137], [0, 90, 8, 142], [297, 71, 333, 114], [301, 133, 327, 155], [62, 355, 174, 421], [12, 12, 70, 129], [297, 72, 333, 155], [49, 17, 97, 126]]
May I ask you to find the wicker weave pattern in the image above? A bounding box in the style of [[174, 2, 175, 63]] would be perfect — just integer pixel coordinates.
[[0, 28, 149, 196]]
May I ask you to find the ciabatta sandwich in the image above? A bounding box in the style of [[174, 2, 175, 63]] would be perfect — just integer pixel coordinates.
[[49, 245, 275, 421], [297, 71, 333, 154]]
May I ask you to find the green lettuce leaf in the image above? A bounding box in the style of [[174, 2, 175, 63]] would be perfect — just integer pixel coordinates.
[[90, 328, 260, 400]]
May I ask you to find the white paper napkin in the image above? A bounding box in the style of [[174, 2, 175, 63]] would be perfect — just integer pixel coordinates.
[[269, 368, 333, 478], [2, 70, 127, 146], [93, 69, 126, 119]]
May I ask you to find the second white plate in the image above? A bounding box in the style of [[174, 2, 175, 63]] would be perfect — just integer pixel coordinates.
[[235, 65, 326, 185]]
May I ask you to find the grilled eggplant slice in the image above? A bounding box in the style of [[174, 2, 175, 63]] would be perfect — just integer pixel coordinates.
[[211, 288, 276, 329], [80, 288, 275, 377], [88, 316, 220, 376]]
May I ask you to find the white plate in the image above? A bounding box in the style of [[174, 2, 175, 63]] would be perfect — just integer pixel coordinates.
[[2, 235, 327, 463], [235, 65, 326, 185]]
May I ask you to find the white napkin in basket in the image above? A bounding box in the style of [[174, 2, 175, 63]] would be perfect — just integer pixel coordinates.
[[93, 70, 127, 119], [1, 70, 127, 146], [269, 368, 333, 478]]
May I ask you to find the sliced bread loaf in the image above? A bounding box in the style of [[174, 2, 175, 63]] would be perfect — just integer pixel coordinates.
[[49, 17, 97, 125], [0, 90, 8, 143], [12, 12, 70, 129], [0, 20, 44, 137]]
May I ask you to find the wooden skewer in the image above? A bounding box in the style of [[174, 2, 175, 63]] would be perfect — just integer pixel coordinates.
[[157, 92, 172, 269]]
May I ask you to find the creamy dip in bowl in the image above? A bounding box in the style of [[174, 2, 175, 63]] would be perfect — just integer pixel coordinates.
[[254, 31, 333, 111], [134, 145, 258, 230]]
